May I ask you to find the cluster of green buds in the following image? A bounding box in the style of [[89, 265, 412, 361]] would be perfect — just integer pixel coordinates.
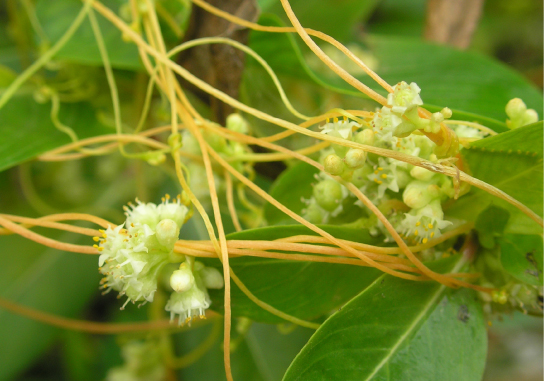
[[181, 114, 251, 207], [505, 98, 539, 129], [106, 339, 165, 381], [304, 81, 465, 244], [96, 195, 224, 324]]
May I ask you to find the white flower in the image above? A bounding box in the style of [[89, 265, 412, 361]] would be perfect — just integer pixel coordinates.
[[398, 199, 452, 243], [165, 261, 223, 326], [320, 119, 360, 140], [366, 157, 400, 198], [387, 81, 423, 115], [97, 196, 189, 309]]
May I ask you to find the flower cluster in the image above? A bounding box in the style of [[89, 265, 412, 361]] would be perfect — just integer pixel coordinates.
[[106, 339, 165, 381], [96, 195, 190, 308], [304, 82, 465, 244], [505, 98, 538, 129]]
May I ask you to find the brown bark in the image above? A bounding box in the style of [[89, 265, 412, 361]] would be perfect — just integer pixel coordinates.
[[424, 0, 485, 49], [177, 0, 259, 124]]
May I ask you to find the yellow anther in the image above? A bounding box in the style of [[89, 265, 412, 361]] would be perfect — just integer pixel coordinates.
[[123, 205, 129, 211], [374, 170, 379, 174], [93, 244, 99, 248], [93, 237, 100, 242], [414, 230, 419, 236], [99, 229, 105, 234], [415, 221, 421, 227], [428, 223, 433, 229], [131, 223, 134, 227], [378, 167, 383, 171], [377, 180, 383, 185], [102, 233, 107, 238], [422, 238, 428, 244], [381, 174, 388, 179], [165, 194, 170, 200], [161, 197, 165, 202], [326, 118, 330, 123], [334, 117, 338, 123], [343, 116, 347, 121], [430, 232, 435, 238]]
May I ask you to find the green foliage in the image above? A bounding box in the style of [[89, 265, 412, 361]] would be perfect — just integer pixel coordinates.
[[284, 257, 487, 381], [450, 123, 543, 235], [205, 225, 381, 323], [499, 234, 543, 286]]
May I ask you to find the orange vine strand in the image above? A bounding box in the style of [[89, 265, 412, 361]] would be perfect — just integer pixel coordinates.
[[0, 296, 192, 334], [0, 214, 100, 236], [0, 215, 98, 254]]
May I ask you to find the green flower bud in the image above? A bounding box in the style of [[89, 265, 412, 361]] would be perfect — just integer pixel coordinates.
[[302, 202, 324, 223], [156, 219, 179, 249], [313, 179, 343, 211], [170, 263, 195, 293], [355, 129, 375, 146], [344, 149, 366, 169], [395, 168, 411, 189], [403, 180, 441, 209], [323, 154, 345, 175], [506, 98, 527, 119], [440, 107, 452, 119], [351, 166, 372, 188], [522, 109, 538, 125], [200, 266, 224, 289], [226, 113, 250, 134], [410, 166, 435, 181]]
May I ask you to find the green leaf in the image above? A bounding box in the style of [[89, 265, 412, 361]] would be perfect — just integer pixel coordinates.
[[264, 161, 319, 225], [449, 123, 543, 235], [475, 205, 510, 249], [262, 0, 381, 41], [0, 233, 99, 380], [248, 22, 542, 121], [0, 95, 111, 172], [35, 0, 142, 70], [204, 225, 382, 323], [499, 234, 543, 286], [283, 257, 487, 381]]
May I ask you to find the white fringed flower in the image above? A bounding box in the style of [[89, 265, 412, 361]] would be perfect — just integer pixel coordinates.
[[165, 261, 223, 326], [320, 118, 360, 140], [398, 199, 452, 243], [97, 196, 189, 309], [387, 81, 423, 115]]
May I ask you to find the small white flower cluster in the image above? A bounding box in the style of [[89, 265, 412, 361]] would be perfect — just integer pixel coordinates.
[[97, 195, 190, 309], [305, 82, 474, 244], [165, 260, 223, 325]]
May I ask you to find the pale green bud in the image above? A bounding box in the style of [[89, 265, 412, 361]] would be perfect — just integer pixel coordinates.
[[170, 263, 195, 293], [506, 98, 527, 119], [410, 166, 435, 181], [440, 107, 452, 119], [403, 180, 441, 209], [226, 113, 250, 134], [156, 219, 179, 249], [200, 266, 224, 289], [351, 166, 372, 188], [344, 149, 366, 169], [302, 202, 324, 223], [523, 109, 538, 125], [323, 154, 345, 175], [313, 179, 343, 211], [355, 129, 375, 146]]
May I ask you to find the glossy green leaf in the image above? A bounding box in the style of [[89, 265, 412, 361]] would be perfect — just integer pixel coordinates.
[[0, 95, 111, 172], [248, 21, 542, 121], [35, 0, 142, 70], [264, 161, 319, 225], [0, 233, 99, 380], [448, 123, 543, 235], [499, 234, 543, 286], [284, 257, 487, 381], [475, 205, 510, 249], [262, 0, 380, 41], [205, 225, 381, 323]]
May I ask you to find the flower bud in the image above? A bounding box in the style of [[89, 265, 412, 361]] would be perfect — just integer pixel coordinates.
[[313, 179, 343, 211], [324, 154, 345, 175], [200, 266, 224, 289], [505, 98, 527, 119], [344, 149, 366, 169], [170, 264, 195, 293], [523, 109, 539, 125], [403, 180, 440, 209], [302, 203, 324, 223], [226, 113, 250, 134], [156, 219, 180, 249], [355, 129, 374, 146], [410, 166, 434, 181]]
